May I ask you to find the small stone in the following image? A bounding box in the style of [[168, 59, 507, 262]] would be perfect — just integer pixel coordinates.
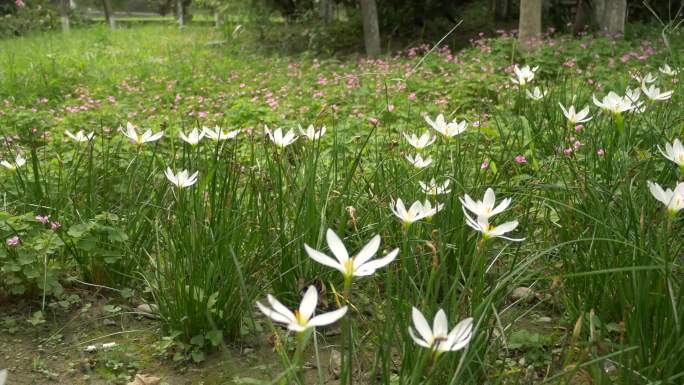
[[329, 349, 342, 379], [136, 304, 159, 319], [127, 373, 161, 385], [511, 287, 535, 302]]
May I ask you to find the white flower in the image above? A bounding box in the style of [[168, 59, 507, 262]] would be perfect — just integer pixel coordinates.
[[419, 179, 451, 195], [203, 126, 240, 141], [408, 307, 473, 353], [659, 64, 679, 77], [164, 167, 199, 188], [391, 198, 443, 225], [298, 124, 326, 141], [659, 138, 684, 167], [65, 130, 95, 142], [592, 92, 635, 114], [424, 114, 467, 138], [405, 153, 433, 169], [559, 103, 592, 125], [464, 215, 524, 242], [101, 342, 117, 349], [459, 188, 511, 222], [633, 73, 657, 84], [624, 87, 641, 103], [641, 84, 673, 101], [121, 122, 163, 145], [403, 132, 436, 151], [179, 128, 205, 145], [265, 126, 297, 148], [511, 64, 538, 86], [304, 228, 399, 279], [648, 181, 684, 215], [525, 87, 547, 101], [1, 154, 26, 170], [256, 285, 348, 333]]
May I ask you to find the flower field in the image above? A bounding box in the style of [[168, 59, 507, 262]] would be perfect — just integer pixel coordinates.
[[0, 24, 683, 384]]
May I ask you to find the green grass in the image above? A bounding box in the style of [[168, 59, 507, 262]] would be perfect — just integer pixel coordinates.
[[0, 23, 683, 384]]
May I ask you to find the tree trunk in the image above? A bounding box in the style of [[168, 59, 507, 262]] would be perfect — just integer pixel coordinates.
[[572, 0, 589, 35], [214, 9, 222, 28], [494, 0, 509, 21], [601, 0, 626, 37], [60, 0, 70, 33], [319, 0, 334, 24], [102, 0, 115, 29], [176, 0, 184, 26], [518, 0, 542, 52], [359, 0, 381, 57]]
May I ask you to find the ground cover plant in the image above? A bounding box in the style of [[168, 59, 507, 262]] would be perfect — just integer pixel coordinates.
[[0, 22, 683, 384]]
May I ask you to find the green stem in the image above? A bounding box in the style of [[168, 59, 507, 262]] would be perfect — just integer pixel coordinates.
[[341, 276, 354, 385]]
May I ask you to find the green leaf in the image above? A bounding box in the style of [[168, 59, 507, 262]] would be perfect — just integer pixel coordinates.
[[206, 330, 223, 347], [190, 334, 205, 346], [190, 350, 205, 363]]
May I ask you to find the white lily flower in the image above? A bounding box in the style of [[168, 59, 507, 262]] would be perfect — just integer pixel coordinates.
[[121, 122, 163, 145], [633, 73, 657, 84], [510, 64, 538, 86], [659, 138, 684, 168], [391, 198, 442, 225], [304, 228, 399, 279], [265, 126, 297, 148], [641, 84, 673, 101], [179, 128, 205, 145], [424, 114, 467, 138], [592, 92, 635, 114], [659, 64, 679, 77], [1, 154, 26, 170], [648, 181, 684, 215], [298, 124, 326, 141], [419, 179, 451, 195], [65, 130, 95, 142], [409, 307, 473, 353], [559, 103, 592, 125], [403, 131, 436, 151], [164, 167, 199, 188], [464, 214, 524, 242], [459, 188, 512, 222], [525, 87, 547, 101], [624, 88, 641, 103], [405, 153, 433, 169], [256, 285, 348, 333], [203, 126, 240, 141]]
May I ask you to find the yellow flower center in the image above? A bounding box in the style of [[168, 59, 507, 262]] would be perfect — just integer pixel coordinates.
[[344, 258, 355, 277]]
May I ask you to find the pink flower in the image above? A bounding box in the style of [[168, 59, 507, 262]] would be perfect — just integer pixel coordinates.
[[369, 117, 379, 125], [480, 161, 489, 169], [15, 0, 25, 8], [597, 148, 605, 156], [514, 155, 527, 164], [563, 148, 573, 156], [408, 92, 417, 101], [51, 221, 61, 232], [575, 124, 584, 133], [36, 215, 49, 224], [6, 235, 20, 246]]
